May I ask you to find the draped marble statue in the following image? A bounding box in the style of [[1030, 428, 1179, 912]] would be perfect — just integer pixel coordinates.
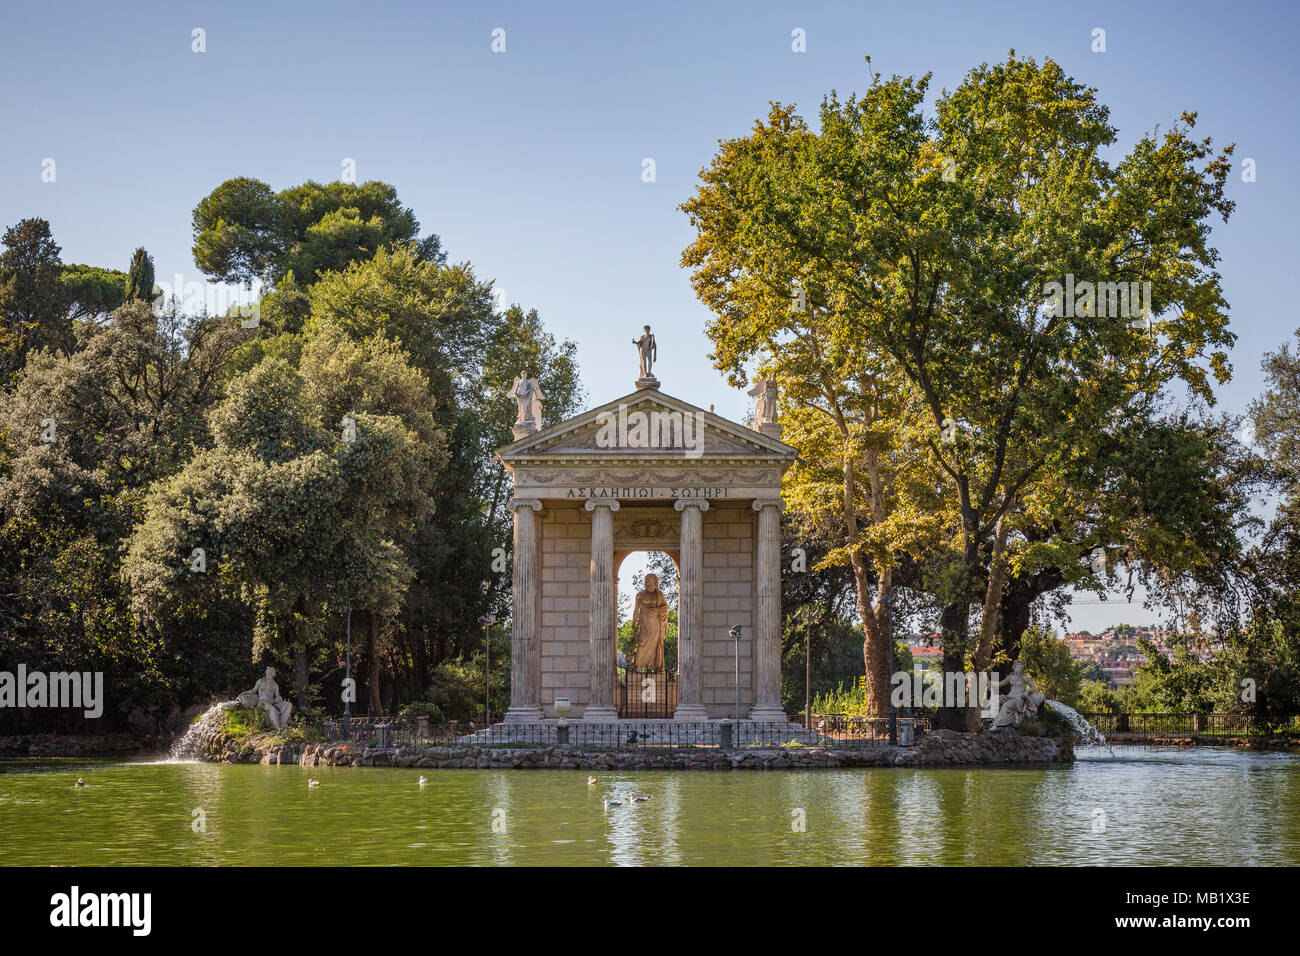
[[747, 376, 778, 426], [237, 666, 293, 729], [992, 661, 1045, 729], [631, 573, 670, 670], [509, 374, 545, 433]]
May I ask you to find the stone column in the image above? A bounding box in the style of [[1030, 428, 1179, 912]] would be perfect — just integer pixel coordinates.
[[750, 498, 787, 722], [504, 498, 543, 722], [583, 499, 620, 721], [674, 499, 710, 721]]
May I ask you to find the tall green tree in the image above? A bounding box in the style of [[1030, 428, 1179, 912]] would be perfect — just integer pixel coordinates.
[[1251, 328, 1300, 493], [1223, 328, 1300, 730], [124, 326, 444, 709], [0, 300, 248, 727], [60, 264, 127, 324], [682, 54, 1236, 726], [124, 247, 155, 302], [307, 249, 582, 707], [0, 218, 71, 376], [192, 178, 442, 286]]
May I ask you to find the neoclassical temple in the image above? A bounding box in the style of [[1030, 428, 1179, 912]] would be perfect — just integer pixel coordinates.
[[497, 335, 796, 722]]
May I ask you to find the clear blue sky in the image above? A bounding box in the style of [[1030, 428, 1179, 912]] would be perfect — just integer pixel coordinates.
[[3, 0, 1296, 633]]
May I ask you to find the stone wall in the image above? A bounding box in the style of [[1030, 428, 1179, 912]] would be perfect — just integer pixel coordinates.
[[194, 725, 1071, 769], [535, 500, 761, 718], [538, 503, 592, 715], [700, 502, 754, 716]]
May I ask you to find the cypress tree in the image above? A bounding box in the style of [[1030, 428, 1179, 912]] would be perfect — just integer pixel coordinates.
[[124, 246, 155, 302]]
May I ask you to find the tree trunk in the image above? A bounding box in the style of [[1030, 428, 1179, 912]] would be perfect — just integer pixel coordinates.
[[999, 566, 1066, 661], [852, 554, 892, 718], [367, 610, 385, 717], [1000, 578, 1034, 663], [843, 447, 895, 719], [293, 646, 309, 712], [936, 599, 969, 731], [969, 514, 1010, 729]]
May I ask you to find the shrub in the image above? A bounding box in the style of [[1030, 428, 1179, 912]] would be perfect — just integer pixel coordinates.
[[427, 657, 505, 722], [397, 700, 445, 723], [222, 706, 268, 738]]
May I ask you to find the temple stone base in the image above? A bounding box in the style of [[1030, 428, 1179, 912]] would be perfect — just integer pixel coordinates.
[[582, 705, 619, 722], [673, 705, 710, 721], [748, 706, 789, 723], [503, 705, 544, 723]]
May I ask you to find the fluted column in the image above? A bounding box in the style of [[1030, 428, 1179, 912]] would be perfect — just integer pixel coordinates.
[[504, 498, 543, 722], [674, 499, 710, 720], [583, 499, 620, 721], [750, 498, 787, 721]]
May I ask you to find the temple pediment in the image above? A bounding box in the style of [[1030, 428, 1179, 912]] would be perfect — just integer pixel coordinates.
[[497, 389, 797, 467]]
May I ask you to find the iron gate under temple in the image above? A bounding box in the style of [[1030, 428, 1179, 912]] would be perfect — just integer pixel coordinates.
[[618, 668, 678, 719]]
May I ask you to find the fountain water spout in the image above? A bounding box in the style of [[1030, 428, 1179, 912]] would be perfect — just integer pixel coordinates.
[[169, 700, 237, 760], [1043, 700, 1112, 753]]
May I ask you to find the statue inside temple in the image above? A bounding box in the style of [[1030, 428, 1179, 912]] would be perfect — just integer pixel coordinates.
[[631, 573, 670, 670]]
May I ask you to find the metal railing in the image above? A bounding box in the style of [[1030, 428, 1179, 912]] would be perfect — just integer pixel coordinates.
[[323, 718, 481, 748], [808, 713, 933, 739], [618, 668, 677, 719], [1080, 713, 1300, 737], [321, 717, 915, 750]]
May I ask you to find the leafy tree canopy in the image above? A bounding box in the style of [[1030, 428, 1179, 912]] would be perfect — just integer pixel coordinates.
[[192, 177, 443, 286]]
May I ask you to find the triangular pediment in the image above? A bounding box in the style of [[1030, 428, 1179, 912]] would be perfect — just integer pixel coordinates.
[[497, 389, 796, 465]]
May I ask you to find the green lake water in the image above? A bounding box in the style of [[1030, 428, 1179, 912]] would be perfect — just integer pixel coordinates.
[[2, 747, 1297, 865]]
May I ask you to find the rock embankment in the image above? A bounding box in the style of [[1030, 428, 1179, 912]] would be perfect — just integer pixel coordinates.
[[196, 724, 1070, 769]]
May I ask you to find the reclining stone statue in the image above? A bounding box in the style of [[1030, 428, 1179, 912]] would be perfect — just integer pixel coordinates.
[[992, 661, 1044, 730], [237, 666, 293, 729]]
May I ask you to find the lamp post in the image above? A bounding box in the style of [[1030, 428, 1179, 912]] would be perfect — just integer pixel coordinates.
[[803, 609, 812, 730], [728, 625, 742, 722], [344, 604, 352, 741], [886, 590, 898, 745], [555, 696, 570, 745], [478, 613, 496, 728]]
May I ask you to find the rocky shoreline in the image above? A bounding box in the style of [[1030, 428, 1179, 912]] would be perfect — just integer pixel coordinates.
[[196, 725, 1073, 769]]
